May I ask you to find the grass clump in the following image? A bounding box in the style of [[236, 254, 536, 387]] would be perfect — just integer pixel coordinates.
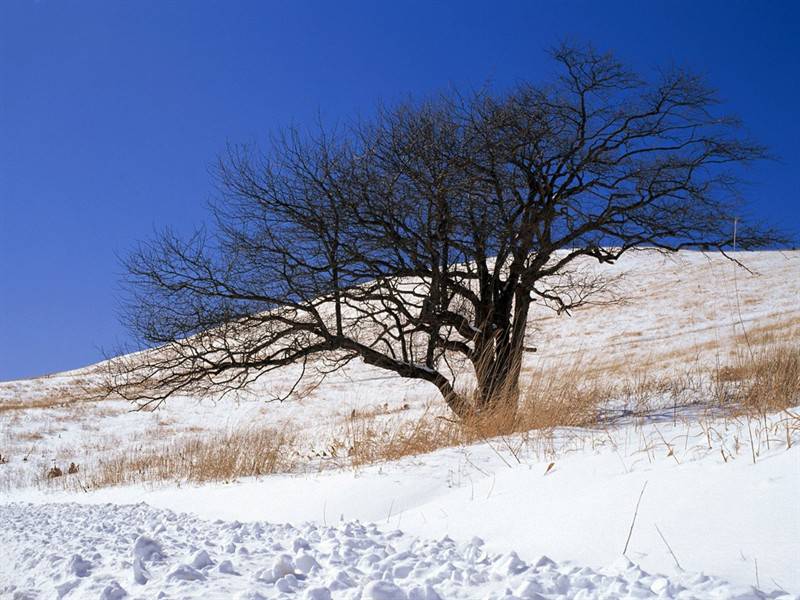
[[50, 425, 296, 491], [716, 345, 800, 414]]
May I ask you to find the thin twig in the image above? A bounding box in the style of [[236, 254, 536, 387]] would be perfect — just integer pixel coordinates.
[[731, 218, 755, 362], [747, 417, 758, 464], [755, 557, 760, 590], [623, 480, 648, 556], [655, 524, 682, 571]]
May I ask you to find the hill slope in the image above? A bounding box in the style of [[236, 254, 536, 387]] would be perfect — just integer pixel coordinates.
[[1, 249, 798, 598]]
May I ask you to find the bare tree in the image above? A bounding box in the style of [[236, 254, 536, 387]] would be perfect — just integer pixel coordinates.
[[108, 44, 779, 419]]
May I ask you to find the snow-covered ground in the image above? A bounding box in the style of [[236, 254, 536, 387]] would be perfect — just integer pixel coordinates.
[[1, 250, 799, 598], [1, 501, 791, 600], [4, 411, 799, 598]]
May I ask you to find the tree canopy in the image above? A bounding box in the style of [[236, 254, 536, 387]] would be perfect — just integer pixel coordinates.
[[109, 44, 778, 418]]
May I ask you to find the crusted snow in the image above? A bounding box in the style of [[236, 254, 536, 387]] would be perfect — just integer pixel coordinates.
[[2, 501, 793, 600]]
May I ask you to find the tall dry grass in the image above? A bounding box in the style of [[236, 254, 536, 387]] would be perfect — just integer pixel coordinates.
[[328, 340, 800, 470], [328, 363, 616, 469], [23, 337, 800, 490], [715, 345, 800, 414], [332, 410, 463, 468], [47, 425, 296, 491]]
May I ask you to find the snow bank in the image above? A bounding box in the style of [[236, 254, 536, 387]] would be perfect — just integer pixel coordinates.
[[9, 413, 798, 594], [1, 502, 791, 599]]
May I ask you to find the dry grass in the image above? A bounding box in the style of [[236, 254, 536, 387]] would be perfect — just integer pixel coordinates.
[[515, 364, 611, 429], [733, 315, 800, 347], [45, 425, 296, 491], [326, 364, 615, 470], [716, 345, 800, 414], [7, 331, 798, 490], [330, 410, 463, 468], [326, 339, 800, 471], [0, 384, 106, 414], [0, 394, 80, 413]]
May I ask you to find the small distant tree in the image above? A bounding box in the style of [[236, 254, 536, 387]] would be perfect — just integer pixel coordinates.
[[109, 44, 778, 419]]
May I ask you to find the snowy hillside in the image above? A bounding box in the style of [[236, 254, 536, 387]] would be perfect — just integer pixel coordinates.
[[4, 410, 800, 599], [1, 249, 799, 599]]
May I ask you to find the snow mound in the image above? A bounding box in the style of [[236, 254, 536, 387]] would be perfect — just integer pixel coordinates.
[[1, 502, 792, 599]]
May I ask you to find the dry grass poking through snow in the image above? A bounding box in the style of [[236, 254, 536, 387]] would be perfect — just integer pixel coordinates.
[[326, 370, 614, 469], [332, 410, 463, 468], [328, 340, 800, 470], [716, 344, 800, 415], [45, 426, 296, 492], [16, 338, 800, 491], [0, 386, 97, 414]]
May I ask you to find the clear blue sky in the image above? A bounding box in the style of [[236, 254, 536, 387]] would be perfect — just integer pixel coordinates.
[[1, 1, 798, 380]]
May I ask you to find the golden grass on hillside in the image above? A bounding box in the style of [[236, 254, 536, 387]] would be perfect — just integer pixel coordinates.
[[327, 340, 800, 470], [46, 425, 296, 491], [0, 379, 107, 414], [12, 335, 800, 490], [329, 365, 615, 469], [333, 410, 463, 468], [0, 393, 84, 413], [716, 344, 800, 414], [733, 315, 800, 348]]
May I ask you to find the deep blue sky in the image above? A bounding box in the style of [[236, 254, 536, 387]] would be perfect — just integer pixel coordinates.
[[1, 1, 798, 380]]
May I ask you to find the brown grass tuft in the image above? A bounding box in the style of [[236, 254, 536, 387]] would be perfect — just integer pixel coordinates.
[[331, 409, 462, 468], [716, 345, 800, 414], [47, 425, 296, 491]]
